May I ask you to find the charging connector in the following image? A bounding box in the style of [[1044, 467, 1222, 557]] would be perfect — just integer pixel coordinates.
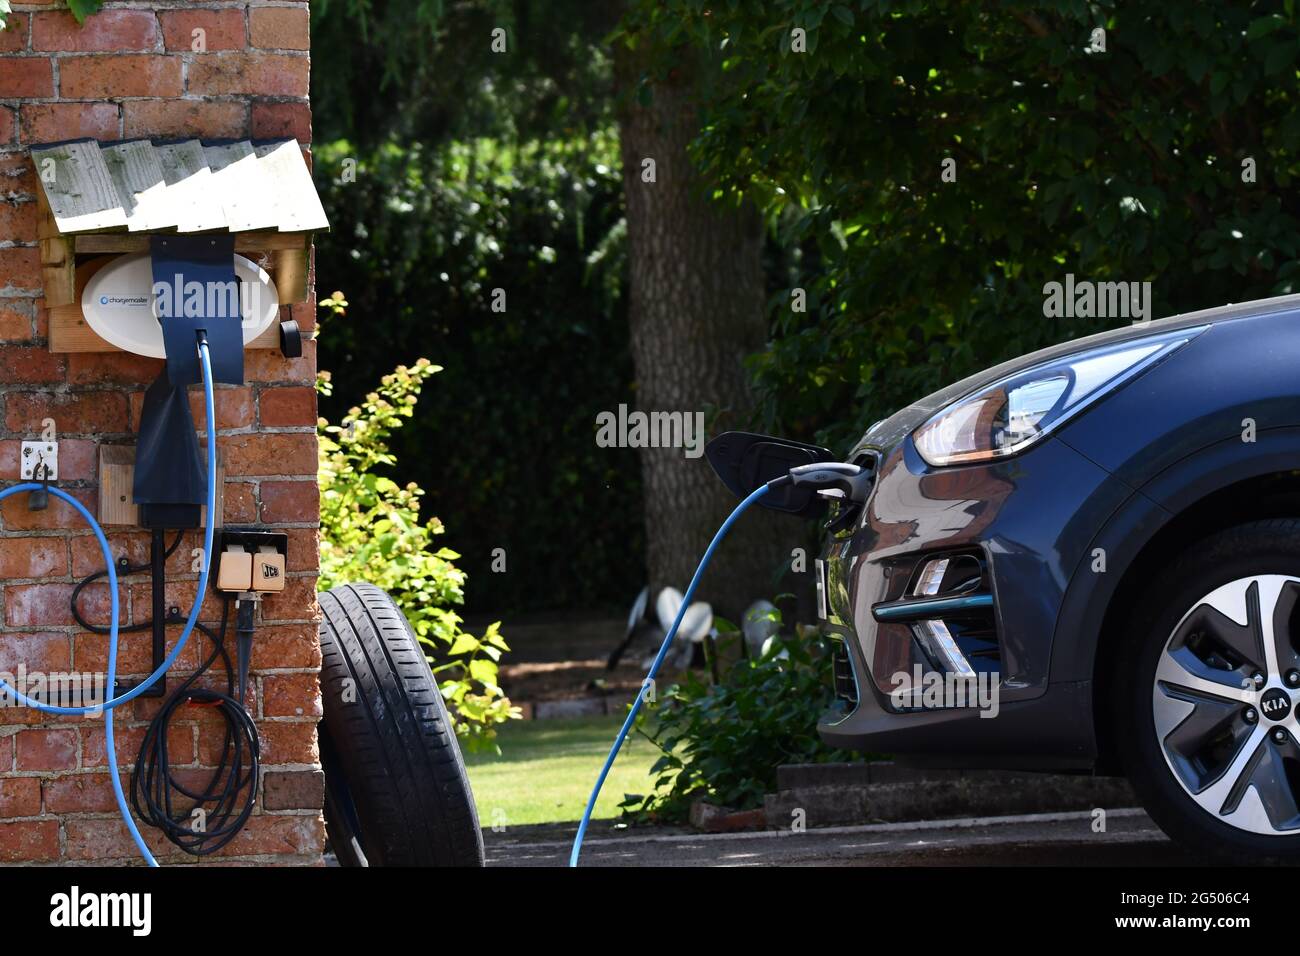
[[235, 597, 256, 704]]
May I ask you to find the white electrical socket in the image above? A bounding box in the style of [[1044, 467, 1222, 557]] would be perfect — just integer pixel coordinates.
[[19, 441, 57, 481]]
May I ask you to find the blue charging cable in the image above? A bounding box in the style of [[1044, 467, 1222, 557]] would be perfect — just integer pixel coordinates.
[[0, 338, 218, 866], [570, 479, 780, 866]]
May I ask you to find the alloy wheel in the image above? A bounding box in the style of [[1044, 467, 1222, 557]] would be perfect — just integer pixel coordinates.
[[1153, 574, 1300, 835]]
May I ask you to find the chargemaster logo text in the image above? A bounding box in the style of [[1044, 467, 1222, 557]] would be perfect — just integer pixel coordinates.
[[97, 293, 150, 309]]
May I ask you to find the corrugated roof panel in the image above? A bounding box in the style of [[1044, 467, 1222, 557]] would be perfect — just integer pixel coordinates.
[[253, 140, 330, 232], [29, 140, 129, 233], [30, 137, 329, 236], [204, 140, 279, 232], [100, 140, 170, 232], [153, 140, 226, 233]]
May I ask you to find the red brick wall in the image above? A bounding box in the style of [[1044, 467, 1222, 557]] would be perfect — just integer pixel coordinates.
[[0, 2, 323, 864]]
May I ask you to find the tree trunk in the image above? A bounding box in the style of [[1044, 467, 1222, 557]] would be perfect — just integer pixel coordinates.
[[617, 56, 797, 623]]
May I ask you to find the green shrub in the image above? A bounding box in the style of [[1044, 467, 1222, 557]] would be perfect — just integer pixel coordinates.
[[317, 324, 519, 754], [625, 609, 852, 820]]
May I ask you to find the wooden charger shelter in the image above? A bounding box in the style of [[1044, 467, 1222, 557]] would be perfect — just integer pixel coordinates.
[[28, 137, 328, 526], [29, 137, 328, 354]]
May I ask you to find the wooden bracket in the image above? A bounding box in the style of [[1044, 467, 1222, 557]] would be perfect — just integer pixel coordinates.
[[98, 444, 225, 528], [36, 192, 76, 307]]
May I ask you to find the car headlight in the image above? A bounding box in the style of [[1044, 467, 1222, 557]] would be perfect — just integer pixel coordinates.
[[912, 327, 1206, 467]]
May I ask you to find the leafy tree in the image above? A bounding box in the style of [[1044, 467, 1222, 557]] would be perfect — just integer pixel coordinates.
[[311, 0, 619, 148], [645, 0, 1300, 449]]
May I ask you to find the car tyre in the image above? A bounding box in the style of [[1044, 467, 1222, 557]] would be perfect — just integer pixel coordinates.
[[1115, 519, 1300, 861], [318, 582, 484, 866]]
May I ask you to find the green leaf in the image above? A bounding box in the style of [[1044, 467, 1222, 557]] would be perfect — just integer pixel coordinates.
[[67, 0, 103, 24], [1264, 40, 1296, 75]]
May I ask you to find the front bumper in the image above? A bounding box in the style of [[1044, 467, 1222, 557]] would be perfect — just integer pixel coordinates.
[[816, 432, 1130, 768]]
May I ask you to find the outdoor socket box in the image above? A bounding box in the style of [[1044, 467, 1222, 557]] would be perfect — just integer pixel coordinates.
[[214, 529, 289, 594]]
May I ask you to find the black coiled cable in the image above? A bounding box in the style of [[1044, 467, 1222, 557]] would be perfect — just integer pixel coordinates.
[[71, 539, 260, 855]]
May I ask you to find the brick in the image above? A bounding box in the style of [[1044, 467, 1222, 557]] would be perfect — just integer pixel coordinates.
[[0, 246, 42, 292], [66, 350, 164, 386], [53, 437, 97, 481], [262, 768, 323, 810], [68, 812, 326, 862], [70, 530, 148, 578], [259, 576, 317, 622], [290, 299, 316, 332], [251, 101, 311, 142], [254, 720, 318, 767], [0, 632, 70, 674], [0, 344, 64, 383], [0, 153, 37, 199], [0, 57, 53, 97], [123, 580, 224, 626], [125, 384, 252, 431], [223, 480, 257, 524], [0, 106, 12, 146], [259, 386, 316, 427], [73, 528, 206, 580], [249, 623, 320, 670], [75, 622, 202, 676], [43, 773, 116, 813], [284, 528, 319, 572], [32, 10, 158, 52], [15, 727, 77, 770], [244, 337, 315, 383], [0, 537, 67, 578], [188, 53, 309, 97], [0, 14, 30, 54], [262, 673, 320, 718], [59, 55, 183, 98], [0, 487, 97, 533], [159, 9, 245, 52], [250, 7, 309, 50], [215, 812, 324, 858], [0, 198, 37, 240], [81, 722, 144, 769], [194, 385, 254, 430], [18, 102, 119, 142], [0, 299, 33, 340], [123, 99, 247, 139], [260, 480, 318, 523], [0, 820, 58, 861], [221, 432, 317, 476], [4, 390, 129, 433], [82, 723, 192, 769], [4, 580, 118, 627], [63, 816, 181, 862], [0, 777, 41, 818]]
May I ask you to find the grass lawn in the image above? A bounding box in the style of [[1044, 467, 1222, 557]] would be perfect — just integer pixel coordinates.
[[465, 714, 662, 826]]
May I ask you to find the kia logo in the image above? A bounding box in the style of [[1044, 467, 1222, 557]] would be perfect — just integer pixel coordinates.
[[1260, 688, 1291, 721]]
